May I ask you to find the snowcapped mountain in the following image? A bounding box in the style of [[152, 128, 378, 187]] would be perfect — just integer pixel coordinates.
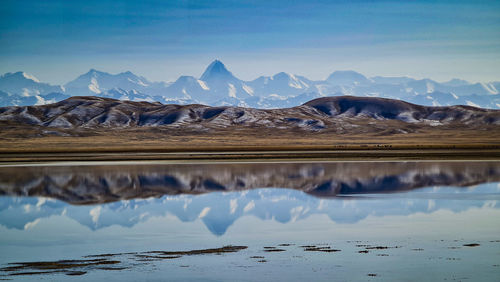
[[64, 69, 169, 96], [195, 60, 253, 103], [0, 60, 499, 109], [247, 72, 312, 98], [0, 72, 64, 97], [163, 76, 210, 102], [161, 60, 254, 106], [405, 79, 498, 96], [326, 70, 372, 86], [200, 59, 238, 82], [95, 88, 195, 105], [160, 62, 499, 108], [0, 92, 70, 107]]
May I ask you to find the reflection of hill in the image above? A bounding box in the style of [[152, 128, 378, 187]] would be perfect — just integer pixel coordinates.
[[0, 161, 499, 205]]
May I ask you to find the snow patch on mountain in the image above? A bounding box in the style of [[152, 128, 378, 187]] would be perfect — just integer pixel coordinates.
[[466, 101, 480, 108], [88, 78, 101, 94], [228, 83, 237, 98], [21, 72, 40, 83], [242, 84, 254, 95], [197, 80, 210, 90]]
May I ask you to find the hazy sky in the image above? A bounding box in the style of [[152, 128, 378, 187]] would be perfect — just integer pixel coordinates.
[[1, 0, 499, 84]]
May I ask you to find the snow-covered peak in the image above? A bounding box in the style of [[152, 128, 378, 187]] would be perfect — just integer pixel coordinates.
[[270, 72, 309, 89], [20, 72, 40, 82], [65, 69, 108, 90], [200, 60, 237, 82], [272, 72, 294, 80], [84, 68, 105, 77], [1, 71, 41, 83], [326, 70, 372, 86], [65, 69, 160, 96], [0, 71, 63, 96], [272, 72, 299, 82]]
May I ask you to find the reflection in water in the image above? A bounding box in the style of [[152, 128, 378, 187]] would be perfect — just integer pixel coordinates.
[[0, 161, 499, 204], [0, 161, 499, 236], [0, 186, 499, 236], [0, 161, 499, 281]]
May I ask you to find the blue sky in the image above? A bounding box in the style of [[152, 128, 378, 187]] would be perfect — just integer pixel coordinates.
[[0, 0, 499, 84]]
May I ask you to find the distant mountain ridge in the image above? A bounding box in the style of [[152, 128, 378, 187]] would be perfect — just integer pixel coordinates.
[[1, 60, 499, 109]]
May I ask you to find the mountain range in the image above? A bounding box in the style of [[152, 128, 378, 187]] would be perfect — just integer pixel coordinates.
[[1, 60, 499, 109]]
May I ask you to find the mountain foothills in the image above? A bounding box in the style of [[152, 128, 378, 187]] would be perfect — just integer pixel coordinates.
[[1, 95, 500, 154], [1, 60, 499, 109], [1, 95, 499, 130]]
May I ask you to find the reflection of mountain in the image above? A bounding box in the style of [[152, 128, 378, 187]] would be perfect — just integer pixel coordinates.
[[1, 161, 499, 235], [1, 161, 499, 205], [0, 185, 498, 236]]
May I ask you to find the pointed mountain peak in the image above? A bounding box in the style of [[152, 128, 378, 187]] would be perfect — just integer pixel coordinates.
[[273, 72, 292, 78], [80, 69, 98, 78], [174, 75, 197, 83], [118, 70, 138, 77], [83, 69, 109, 77], [200, 60, 236, 81]]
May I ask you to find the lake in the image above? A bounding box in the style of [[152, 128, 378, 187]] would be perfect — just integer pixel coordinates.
[[0, 160, 499, 281]]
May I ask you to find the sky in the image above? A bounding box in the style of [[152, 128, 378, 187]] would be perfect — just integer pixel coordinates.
[[0, 0, 499, 85]]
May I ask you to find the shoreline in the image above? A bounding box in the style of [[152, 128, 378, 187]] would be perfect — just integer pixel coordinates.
[[1, 158, 500, 168], [1, 148, 500, 162]]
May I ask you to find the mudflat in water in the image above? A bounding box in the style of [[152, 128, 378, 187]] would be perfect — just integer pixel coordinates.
[[0, 160, 499, 281]]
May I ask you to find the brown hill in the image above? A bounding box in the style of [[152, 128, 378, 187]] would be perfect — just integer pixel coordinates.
[[0, 95, 499, 129], [0, 95, 499, 154]]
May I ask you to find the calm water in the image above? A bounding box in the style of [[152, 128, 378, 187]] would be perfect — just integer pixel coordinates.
[[0, 161, 499, 281]]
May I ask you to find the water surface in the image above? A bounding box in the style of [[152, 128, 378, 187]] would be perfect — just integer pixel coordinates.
[[0, 161, 499, 281]]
